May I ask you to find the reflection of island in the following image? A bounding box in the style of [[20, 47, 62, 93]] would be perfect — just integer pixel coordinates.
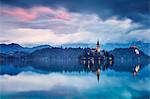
[[83, 46, 149, 80], [0, 41, 149, 81]]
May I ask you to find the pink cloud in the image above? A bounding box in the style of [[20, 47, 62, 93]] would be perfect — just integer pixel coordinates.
[[31, 6, 54, 13], [1, 6, 72, 21], [56, 12, 71, 21], [2, 8, 37, 21], [1, 7, 55, 21]]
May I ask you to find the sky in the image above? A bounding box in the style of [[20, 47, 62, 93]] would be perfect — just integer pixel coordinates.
[[0, 0, 149, 46]]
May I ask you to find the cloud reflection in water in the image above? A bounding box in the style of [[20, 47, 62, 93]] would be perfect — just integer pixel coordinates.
[[0, 68, 150, 99]]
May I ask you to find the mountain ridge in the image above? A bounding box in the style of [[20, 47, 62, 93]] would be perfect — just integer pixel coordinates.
[[0, 43, 53, 53], [0, 41, 149, 55]]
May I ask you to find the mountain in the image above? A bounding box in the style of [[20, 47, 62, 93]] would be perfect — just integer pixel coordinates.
[[1, 46, 149, 63], [30, 45, 53, 51], [0, 43, 23, 53], [0, 43, 52, 53], [63, 41, 150, 55], [62, 43, 90, 48], [102, 41, 150, 55], [110, 48, 149, 61], [1, 41, 149, 55]]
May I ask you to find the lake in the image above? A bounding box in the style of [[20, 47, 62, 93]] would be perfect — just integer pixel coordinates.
[[0, 61, 150, 99]]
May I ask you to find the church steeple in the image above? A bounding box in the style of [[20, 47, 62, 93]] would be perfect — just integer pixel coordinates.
[[97, 40, 99, 47], [96, 40, 100, 52]]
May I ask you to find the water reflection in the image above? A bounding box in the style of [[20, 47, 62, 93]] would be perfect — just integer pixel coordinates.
[[0, 59, 150, 99], [0, 56, 149, 81], [81, 59, 149, 81], [0, 64, 150, 99]]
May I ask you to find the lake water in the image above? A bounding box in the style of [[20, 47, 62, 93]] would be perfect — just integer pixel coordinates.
[[0, 62, 150, 99]]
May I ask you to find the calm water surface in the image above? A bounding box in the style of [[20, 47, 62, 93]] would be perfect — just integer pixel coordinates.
[[0, 62, 150, 99]]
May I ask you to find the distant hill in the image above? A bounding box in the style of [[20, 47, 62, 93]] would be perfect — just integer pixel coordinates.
[[0, 43, 52, 53], [62, 43, 90, 48], [102, 41, 150, 55], [63, 41, 150, 55], [0, 41, 149, 55]]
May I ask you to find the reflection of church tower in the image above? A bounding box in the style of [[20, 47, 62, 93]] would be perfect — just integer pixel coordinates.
[[97, 68, 100, 82], [96, 40, 100, 53]]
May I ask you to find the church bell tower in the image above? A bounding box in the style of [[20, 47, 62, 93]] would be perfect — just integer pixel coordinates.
[[96, 40, 100, 52]]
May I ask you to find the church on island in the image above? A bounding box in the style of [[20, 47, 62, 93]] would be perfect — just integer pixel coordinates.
[[80, 40, 114, 69]]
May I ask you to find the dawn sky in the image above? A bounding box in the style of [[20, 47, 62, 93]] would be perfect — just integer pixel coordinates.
[[0, 0, 149, 46]]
